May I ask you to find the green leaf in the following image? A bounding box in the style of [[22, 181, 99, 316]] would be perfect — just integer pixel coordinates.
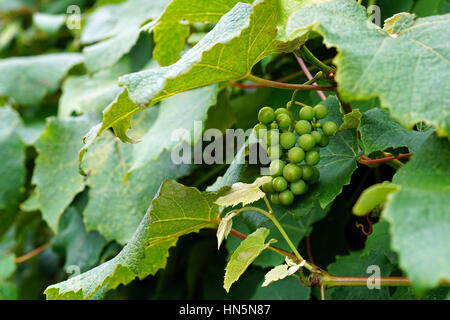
[[81, 0, 169, 72], [0, 253, 15, 280], [79, 0, 305, 159], [129, 85, 219, 174], [153, 0, 253, 66], [32, 12, 66, 35], [283, 0, 450, 137], [383, 13, 416, 35], [327, 221, 397, 300], [353, 182, 400, 216], [223, 227, 275, 292], [52, 207, 106, 272], [337, 108, 362, 133], [45, 180, 221, 300], [261, 258, 305, 287], [383, 134, 450, 291], [0, 282, 18, 300], [58, 59, 131, 118], [217, 211, 239, 250], [32, 116, 92, 231], [359, 108, 434, 155], [216, 176, 272, 208], [0, 106, 26, 210], [0, 53, 83, 106], [413, 0, 450, 17]]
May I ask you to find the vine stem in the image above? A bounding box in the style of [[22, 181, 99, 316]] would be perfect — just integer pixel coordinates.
[[358, 153, 412, 165], [295, 55, 327, 101], [246, 74, 336, 92], [15, 243, 51, 263]]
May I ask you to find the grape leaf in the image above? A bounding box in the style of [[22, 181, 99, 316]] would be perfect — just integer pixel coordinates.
[[0, 253, 15, 279], [52, 207, 106, 272], [81, 0, 169, 72], [359, 108, 434, 155], [215, 176, 272, 207], [45, 180, 221, 300], [383, 134, 450, 291], [0, 282, 17, 300], [262, 259, 305, 287], [283, 0, 450, 137], [58, 59, 131, 118], [79, 0, 305, 160], [129, 85, 219, 174], [326, 221, 397, 300], [337, 109, 362, 133], [0, 106, 25, 210], [153, 0, 253, 66], [32, 12, 66, 35], [0, 53, 82, 106], [216, 211, 239, 250], [353, 182, 400, 216], [32, 116, 93, 231], [224, 227, 275, 292], [413, 0, 450, 17]]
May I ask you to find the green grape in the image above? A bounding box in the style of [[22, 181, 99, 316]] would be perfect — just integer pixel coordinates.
[[309, 166, 320, 184], [279, 190, 294, 206], [287, 147, 305, 163], [319, 134, 329, 147], [301, 165, 313, 181], [313, 104, 328, 119], [253, 123, 267, 138], [267, 145, 282, 160], [276, 113, 291, 129], [282, 163, 302, 182], [295, 120, 312, 135], [258, 106, 276, 124], [269, 159, 285, 177], [272, 176, 288, 192], [322, 121, 338, 136], [305, 150, 320, 166], [270, 121, 278, 130], [310, 130, 322, 144], [274, 108, 290, 117], [290, 180, 308, 195], [298, 134, 315, 151], [299, 106, 314, 121], [263, 130, 279, 146], [270, 193, 281, 205], [315, 122, 321, 128], [280, 132, 296, 149], [262, 178, 275, 194]]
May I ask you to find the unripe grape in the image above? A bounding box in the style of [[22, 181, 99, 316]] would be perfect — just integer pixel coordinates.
[[287, 147, 305, 163], [274, 108, 290, 117], [298, 134, 315, 151], [290, 180, 308, 195], [253, 123, 267, 138], [301, 165, 314, 181], [267, 145, 282, 160], [319, 134, 329, 147], [309, 166, 320, 184], [270, 193, 281, 205], [269, 159, 285, 177], [258, 106, 276, 124], [280, 132, 296, 149], [305, 150, 320, 166], [322, 121, 338, 136], [299, 106, 314, 121], [270, 121, 278, 130], [262, 178, 275, 194], [272, 176, 288, 192], [276, 113, 291, 129], [295, 120, 312, 135], [263, 130, 279, 146], [283, 163, 302, 182], [310, 130, 322, 144], [313, 104, 328, 119], [279, 190, 294, 206]]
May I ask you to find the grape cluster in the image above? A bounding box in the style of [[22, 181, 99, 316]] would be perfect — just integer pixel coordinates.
[[254, 103, 338, 206]]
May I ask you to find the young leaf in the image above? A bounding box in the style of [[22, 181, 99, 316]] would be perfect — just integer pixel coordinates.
[[353, 182, 401, 216], [262, 259, 305, 287], [45, 180, 221, 299], [383, 134, 450, 291], [337, 109, 362, 133], [223, 227, 275, 292], [217, 211, 239, 250], [283, 0, 450, 136], [215, 176, 272, 207]]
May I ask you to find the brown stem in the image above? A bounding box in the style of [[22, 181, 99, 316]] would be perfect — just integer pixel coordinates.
[[305, 235, 315, 264], [320, 284, 326, 300], [229, 81, 264, 89], [356, 213, 373, 237], [358, 153, 413, 165], [247, 74, 336, 92], [14, 243, 51, 263]]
